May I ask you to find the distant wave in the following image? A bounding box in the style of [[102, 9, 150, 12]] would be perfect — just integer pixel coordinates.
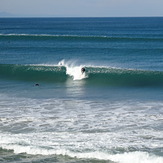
[[0, 33, 163, 42], [1, 63, 163, 87]]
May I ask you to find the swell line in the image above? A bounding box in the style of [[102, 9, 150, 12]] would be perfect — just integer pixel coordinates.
[[0, 33, 163, 41]]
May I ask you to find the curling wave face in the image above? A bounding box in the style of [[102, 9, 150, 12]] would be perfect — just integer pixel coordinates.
[[0, 61, 163, 87]]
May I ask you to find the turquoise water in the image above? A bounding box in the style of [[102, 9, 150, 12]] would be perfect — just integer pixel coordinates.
[[0, 18, 163, 163]]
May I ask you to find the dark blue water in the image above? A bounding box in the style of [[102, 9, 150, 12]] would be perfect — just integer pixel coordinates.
[[1, 18, 163, 70], [0, 18, 163, 163]]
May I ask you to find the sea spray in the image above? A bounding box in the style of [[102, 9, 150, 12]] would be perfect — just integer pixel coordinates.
[[58, 60, 87, 80]]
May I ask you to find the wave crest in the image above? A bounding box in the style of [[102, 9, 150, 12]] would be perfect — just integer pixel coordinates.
[[1, 62, 163, 87]]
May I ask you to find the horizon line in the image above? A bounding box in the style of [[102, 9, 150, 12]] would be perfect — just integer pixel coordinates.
[[0, 16, 163, 18]]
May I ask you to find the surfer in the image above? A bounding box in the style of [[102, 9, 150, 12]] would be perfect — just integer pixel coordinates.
[[81, 67, 85, 74]]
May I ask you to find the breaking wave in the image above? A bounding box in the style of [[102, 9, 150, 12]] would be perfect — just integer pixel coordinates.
[[1, 61, 163, 87]]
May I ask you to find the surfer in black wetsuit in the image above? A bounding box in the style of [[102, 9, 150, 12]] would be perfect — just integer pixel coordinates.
[[81, 67, 85, 74]]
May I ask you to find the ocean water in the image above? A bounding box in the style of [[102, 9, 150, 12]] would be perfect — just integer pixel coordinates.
[[0, 17, 163, 163]]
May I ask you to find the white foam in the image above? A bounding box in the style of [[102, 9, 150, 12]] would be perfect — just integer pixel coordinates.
[[68, 151, 163, 163], [1, 93, 163, 163], [1, 141, 163, 163], [58, 60, 87, 80]]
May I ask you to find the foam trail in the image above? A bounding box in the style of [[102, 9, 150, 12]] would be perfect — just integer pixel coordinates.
[[58, 60, 87, 80]]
